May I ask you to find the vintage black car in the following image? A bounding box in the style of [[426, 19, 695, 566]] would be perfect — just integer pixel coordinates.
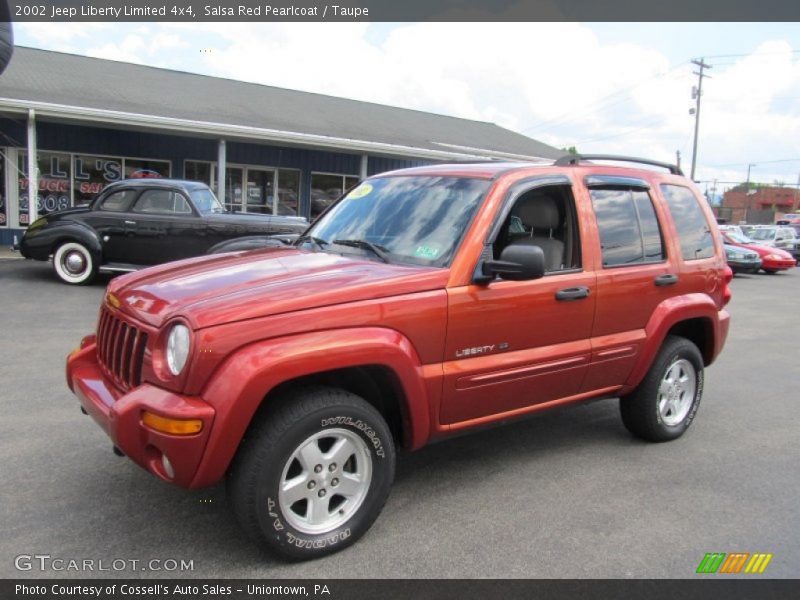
[[18, 179, 308, 284]]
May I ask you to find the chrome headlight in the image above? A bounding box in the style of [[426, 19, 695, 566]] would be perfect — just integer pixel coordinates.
[[166, 324, 191, 376]]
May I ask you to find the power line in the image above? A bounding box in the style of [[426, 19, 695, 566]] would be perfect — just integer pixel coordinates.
[[702, 50, 800, 59], [519, 62, 688, 136], [572, 115, 673, 145], [708, 158, 800, 168]]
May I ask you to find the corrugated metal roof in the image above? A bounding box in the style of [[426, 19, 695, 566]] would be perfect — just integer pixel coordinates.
[[0, 46, 564, 161]]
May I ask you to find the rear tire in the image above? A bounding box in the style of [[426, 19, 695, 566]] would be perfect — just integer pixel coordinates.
[[53, 241, 97, 285], [620, 336, 704, 442], [763, 268, 777, 274], [228, 386, 395, 560]]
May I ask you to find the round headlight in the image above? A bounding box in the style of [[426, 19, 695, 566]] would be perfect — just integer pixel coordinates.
[[166, 324, 191, 376]]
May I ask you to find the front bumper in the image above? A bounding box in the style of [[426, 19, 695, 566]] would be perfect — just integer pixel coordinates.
[[762, 257, 797, 270], [727, 257, 762, 273], [66, 339, 215, 488]]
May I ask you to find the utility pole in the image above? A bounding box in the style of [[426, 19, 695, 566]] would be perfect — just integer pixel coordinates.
[[794, 171, 800, 212], [746, 163, 756, 187], [676, 150, 681, 171], [690, 58, 712, 181]]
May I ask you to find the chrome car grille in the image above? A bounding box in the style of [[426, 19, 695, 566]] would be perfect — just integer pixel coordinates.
[[96, 307, 148, 391]]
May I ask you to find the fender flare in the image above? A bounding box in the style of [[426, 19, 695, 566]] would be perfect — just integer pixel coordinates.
[[46, 221, 103, 256], [190, 327, 430, 488], [624, 293, 720, 390]]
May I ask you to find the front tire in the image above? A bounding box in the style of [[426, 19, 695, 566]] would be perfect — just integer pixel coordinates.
[[228, 386, 395, 560], [620, 336, 704, 442], [53, 241, 97, 285]]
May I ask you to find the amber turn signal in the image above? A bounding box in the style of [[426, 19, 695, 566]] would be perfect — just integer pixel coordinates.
[[142, 411, 203, 435]]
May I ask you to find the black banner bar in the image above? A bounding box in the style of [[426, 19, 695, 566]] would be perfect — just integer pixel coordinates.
[[3, 579, 800, 600], [5, 0, 800, 22]]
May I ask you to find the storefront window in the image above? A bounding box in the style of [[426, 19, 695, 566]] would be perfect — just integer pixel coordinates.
[[277, 170, 301, 216], [124, 159, 171, 180], [73, 155, 123, 206], [18, 152, 71, 225], [185, 161, 212, 185], [310, 173, 360, 220], [224, 167, 244, 212]]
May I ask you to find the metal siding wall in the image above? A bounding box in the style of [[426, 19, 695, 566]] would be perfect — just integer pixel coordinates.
[[0, 118, 26, 146], [0, 120, 439, 222], [368, 156, 433, 176]]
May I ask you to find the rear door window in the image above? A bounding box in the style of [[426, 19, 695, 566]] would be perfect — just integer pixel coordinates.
[[660, 184, 714, 260], [590, 187, 665, 267]]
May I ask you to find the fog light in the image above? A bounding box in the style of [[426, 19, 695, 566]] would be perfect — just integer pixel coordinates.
[[142, 411, 203, 435], [161, 454, 175, 479]]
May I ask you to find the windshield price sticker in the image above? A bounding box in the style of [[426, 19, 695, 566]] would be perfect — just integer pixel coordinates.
[[348, 183, 373, 199]]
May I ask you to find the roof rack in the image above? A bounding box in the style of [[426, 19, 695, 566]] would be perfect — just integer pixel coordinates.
[[554, 154, 683, 176]]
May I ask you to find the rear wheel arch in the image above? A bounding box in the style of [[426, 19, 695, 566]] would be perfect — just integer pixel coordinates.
[[665, 317, 715, 366]]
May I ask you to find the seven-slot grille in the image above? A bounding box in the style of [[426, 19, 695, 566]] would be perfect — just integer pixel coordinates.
[[96, 307, 148, 391]]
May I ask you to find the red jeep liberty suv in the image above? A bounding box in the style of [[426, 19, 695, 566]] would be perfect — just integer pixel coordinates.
[[66, 155, 732, 560]]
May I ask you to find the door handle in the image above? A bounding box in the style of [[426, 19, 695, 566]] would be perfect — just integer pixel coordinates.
[[124, 220, 137, 226], [654, 274, 679, 286], [555, 286, 590, 301]]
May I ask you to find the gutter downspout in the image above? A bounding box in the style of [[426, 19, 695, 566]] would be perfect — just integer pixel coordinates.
[[217, 139, 226, 209]]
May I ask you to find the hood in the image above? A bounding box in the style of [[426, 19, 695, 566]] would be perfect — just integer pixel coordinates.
[[107, 248, 449, 329]]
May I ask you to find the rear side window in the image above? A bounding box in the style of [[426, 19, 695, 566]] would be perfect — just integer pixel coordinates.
[[660, 184, 714, 260], [99, 190, 134, 212], [590, 187, 665, 267], [133, 190, 193, 214]]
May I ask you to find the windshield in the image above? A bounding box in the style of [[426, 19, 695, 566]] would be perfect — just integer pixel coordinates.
[[748, 228, 776, 241], [191, 188, 226, 214], [302, 176, 491, 267]]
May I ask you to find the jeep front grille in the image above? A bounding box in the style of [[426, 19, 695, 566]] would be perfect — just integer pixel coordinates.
[[96, 307, 148, 391]]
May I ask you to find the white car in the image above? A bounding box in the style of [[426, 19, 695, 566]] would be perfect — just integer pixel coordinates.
[[748, 226, 800, 259]]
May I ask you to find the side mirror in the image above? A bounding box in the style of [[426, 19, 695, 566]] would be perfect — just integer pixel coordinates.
[[479, 244, 546, 282]]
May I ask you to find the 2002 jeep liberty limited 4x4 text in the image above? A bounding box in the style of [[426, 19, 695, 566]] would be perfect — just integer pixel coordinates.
[[67, 155, 731, 560]]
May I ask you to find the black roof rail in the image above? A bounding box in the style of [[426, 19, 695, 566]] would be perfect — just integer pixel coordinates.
[[554, 154, 684, 176]]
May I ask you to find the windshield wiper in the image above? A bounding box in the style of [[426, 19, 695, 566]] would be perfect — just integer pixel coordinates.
[[332, 239, 391, 263], [295, 234, 329, 251]]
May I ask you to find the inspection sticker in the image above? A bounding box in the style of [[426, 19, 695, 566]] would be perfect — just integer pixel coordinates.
[[414, 245, 441, 259]]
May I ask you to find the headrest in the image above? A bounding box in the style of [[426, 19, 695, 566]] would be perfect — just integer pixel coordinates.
[[515, 195, 560, 229]]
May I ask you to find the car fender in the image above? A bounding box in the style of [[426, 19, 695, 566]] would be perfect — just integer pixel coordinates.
[[190, 327, 430, 488], [624, 293, 722, 391], [20, 220, 103, 261], [205, 234, 293, 255]]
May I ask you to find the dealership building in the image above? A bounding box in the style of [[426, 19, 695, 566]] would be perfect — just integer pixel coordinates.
[[0, 47, 563, 245]]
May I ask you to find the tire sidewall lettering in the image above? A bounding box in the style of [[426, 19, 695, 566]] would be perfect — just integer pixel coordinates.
[[257, 408, 391, 555], [321, 416, 386, 458]]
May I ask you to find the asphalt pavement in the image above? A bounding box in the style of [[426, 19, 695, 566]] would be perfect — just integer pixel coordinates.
[[1, 257, 798, 578]]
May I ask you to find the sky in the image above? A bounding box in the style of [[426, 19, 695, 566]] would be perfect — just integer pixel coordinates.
[[13, 21, 800, 195]]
